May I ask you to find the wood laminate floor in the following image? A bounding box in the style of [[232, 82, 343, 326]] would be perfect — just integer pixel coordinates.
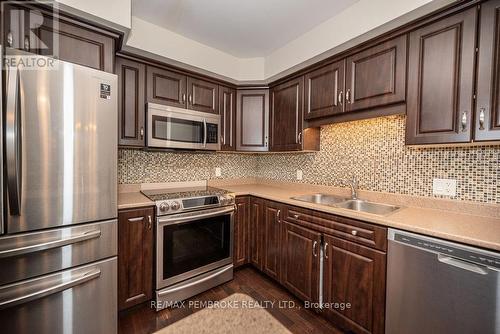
[[119, 266, 344, 334]]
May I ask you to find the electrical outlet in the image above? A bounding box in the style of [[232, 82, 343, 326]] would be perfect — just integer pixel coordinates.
[[296, 170, 303, 181], [215, 167, 222, 177], [433, 178, 457, 196]]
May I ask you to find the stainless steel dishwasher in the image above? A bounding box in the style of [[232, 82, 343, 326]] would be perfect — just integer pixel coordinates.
[[386, 229, 500, 334]]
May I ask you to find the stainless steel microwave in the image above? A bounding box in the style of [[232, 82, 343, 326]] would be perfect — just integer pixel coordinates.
[[147, 103, 220, 151]]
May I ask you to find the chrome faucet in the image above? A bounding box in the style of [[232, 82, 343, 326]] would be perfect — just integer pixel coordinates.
[[346, 176, 359, 200]]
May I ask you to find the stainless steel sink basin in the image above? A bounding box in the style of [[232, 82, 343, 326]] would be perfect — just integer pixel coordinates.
[[291, 193, 349, 206], [336, 199, 401, 216]]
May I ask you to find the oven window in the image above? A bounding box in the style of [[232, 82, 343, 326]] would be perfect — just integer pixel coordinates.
[[152, 116, 204, 143], [162, 214, 231, 279]]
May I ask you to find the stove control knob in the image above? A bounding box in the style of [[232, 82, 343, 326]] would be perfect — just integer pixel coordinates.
[[159, 202, 169, 212], [170, 201, 181, 211], [226, 195, 235, 205], [219, 196, 227, 205]]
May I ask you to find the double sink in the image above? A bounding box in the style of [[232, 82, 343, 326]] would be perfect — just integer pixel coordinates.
[[291, 193, 401, 216]]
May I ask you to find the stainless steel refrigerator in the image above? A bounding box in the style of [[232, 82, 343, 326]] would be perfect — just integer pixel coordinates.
[[0, 50, 118, 334]]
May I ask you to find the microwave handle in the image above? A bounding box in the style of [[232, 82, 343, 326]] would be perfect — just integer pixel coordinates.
[[203, 118, 207, 148]]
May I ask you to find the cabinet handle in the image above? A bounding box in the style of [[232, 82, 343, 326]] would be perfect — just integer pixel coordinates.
[[346, 89, 352, 104], [7, 31, 13, 47], [23, 36, 30, 51], [313, 241, 318, 257], [479, 108, 486, 130], [220, 134, 224, 145], [188, 94, 193, 104], [461, 111, 468, 132], [337, 90, 343, 105], [182, 93, 186, 103], [293, 214, 299, 219], [140, 127, 144, 139], [297, 131, 302, 144], [276, 209, 281, 223], [147, 215, 152, 230], [351, 230, 358, 236], [324, 242, 329, 259]]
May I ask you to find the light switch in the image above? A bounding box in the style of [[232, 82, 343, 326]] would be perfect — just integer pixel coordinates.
[[215, 167, 222, 177], [296, 170, 303, 181]]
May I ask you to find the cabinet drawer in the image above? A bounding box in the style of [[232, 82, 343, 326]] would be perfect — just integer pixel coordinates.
[[284, 205, 387, 251]]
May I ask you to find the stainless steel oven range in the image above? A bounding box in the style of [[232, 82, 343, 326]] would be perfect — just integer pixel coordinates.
[[141, 186, 235, 310]]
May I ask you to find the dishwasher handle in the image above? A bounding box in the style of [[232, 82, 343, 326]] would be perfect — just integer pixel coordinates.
[[437, 254, 488, 275]]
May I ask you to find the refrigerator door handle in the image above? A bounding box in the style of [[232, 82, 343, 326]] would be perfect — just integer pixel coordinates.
[[0, 229, 102, 258], [5, 66, 22, 216], [0, 268, 101, 310]]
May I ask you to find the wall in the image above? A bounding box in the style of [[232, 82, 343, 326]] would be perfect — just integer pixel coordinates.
[[118, 115, 499, 204]]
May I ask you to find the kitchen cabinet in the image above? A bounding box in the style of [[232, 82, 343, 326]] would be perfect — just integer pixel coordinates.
[[234, 196, 250, 267], [322, 234, 386, 334], [270, 77, 320, 151], [263, 201, 282, 281], [219, 85, 237, 150], [249, 197, 265, 269], [116, 57, 146, 147], [187, 77, 218, 114], [304, 60, 345, 119], [118, 207, 155, 311], [475, 0, 500, 141], [281, 221, 321, 302], [236, 89, 269, 152], [406, 8, 477, 145], [345, 35, 406, 112], [146, 66, 187, 108]]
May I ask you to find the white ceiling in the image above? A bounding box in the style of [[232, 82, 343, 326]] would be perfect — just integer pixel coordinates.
[[131, 0, 359, 58]]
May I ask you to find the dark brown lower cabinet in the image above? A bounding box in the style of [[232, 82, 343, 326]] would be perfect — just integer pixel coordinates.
[[234, 197, 250, 267], [322, 234, 386, 334], [263, 201, 282, 281], [249, 197, 264, 269], [281, 221, 321, 302], [118, 207, 155, 311]]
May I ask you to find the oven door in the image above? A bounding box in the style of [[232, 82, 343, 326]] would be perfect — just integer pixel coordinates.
[[156, 206, 234, 289], [147, 103, 220, 150]]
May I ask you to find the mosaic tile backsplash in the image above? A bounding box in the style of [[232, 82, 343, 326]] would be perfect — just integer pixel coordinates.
[[118, 115, 500, 204]]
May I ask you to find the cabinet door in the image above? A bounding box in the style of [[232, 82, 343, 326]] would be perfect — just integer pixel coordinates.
[[345, 35, 406, 112], [250, 197, 264, 269], [304, 60, 345, 119], [281, 221, 321, 302], [475, 0, 500, 141], [234, 197, 250, 267], [323, 234, 386, 334], [263, 201, 282, 281], [406, 8, 477, 145], [270, 77, 303, 151], [236, 89, 269, 152], [219, 86, 237, 150], [187, 77, 218, 114], [146, 66, 187, 108], [116, 57, 146, 147], [118, 207, 154, 311]]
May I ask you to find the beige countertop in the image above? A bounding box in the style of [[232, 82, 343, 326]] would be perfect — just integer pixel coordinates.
[[216, 183, 500, 252], [118, 191, 154, 210]]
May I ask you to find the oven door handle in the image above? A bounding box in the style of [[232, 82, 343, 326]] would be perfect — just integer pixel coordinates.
[[158, 206, 234, 225]]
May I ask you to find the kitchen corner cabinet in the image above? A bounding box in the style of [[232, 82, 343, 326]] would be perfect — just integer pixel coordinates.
[[322, 234, 386, 334], [270, 77, 320, 151], [406, 8, 477, 145], [234, 196, 250, 267], [475, 0, 500, 141], [219, 86, 237, 150], [263, 201, 282, 281], [118, 207, 154, 311], [281, 221, 321, 302], [116, 57, 146, 147], [236, 89, 270, 152], [250, 197, 265, 269]]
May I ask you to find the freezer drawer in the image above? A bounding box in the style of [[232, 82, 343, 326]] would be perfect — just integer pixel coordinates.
[[0, 219, 117, 285], [0, 257, 117, 334]]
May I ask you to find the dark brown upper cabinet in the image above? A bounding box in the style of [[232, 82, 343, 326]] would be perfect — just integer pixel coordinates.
[[345, 35, 406, 112], [236, 89, 269, 152], [281, 221, 321, 303], [304, 60, 345, 119], [406, 8, 477, 145], [187, 77, 218, 114], [146, 66, 187, 108], [219, 86, 237, 151], [475, 0, 500, 141], [116, 57, 146, 147]]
